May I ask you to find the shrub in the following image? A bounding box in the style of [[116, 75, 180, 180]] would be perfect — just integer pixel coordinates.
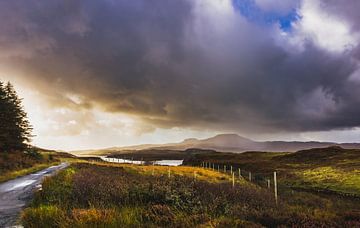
[[21, 205, 68, 228]]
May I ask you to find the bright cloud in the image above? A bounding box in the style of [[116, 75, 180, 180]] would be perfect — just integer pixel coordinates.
[[292, 0, 359, 53]]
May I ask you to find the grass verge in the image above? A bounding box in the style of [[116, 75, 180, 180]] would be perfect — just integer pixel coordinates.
[[0, 162, 60, 183]]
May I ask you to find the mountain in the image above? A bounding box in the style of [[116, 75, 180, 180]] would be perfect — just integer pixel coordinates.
[[70, 133, 360, 155]]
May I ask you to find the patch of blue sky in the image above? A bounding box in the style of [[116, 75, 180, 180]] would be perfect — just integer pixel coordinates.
[[232, 0, 300, 32]]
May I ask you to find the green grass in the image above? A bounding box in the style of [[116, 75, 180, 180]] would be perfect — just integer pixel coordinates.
[[291, 167, 360, 196], [183, 146, 360, 197]]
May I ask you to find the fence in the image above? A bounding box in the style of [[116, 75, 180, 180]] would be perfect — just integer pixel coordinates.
[[199, 161, 278, 204], [97, 157, 279, 205]]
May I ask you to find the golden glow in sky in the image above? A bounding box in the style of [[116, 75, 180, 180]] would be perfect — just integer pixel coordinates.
[[7, 79, 215, 151]]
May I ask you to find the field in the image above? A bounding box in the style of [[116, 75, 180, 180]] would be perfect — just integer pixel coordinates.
[[22, 160, 360, 227], [184, 146, 360, 197]]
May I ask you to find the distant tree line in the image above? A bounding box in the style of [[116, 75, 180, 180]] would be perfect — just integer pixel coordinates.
[[0, 80, 32, 152]]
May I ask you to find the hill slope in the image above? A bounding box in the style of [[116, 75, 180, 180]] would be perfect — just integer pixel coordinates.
[[71, 133, 360, 156]]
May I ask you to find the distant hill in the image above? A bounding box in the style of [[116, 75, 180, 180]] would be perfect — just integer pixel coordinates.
[[70, 133, 360, 156], [274, 146, 360, 164]]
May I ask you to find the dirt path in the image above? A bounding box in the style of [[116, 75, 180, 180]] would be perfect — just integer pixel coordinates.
[[0, 163, 68, 227]]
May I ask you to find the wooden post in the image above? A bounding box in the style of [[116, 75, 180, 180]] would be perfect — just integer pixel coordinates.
[[224, 165, 227, 173], [217, 165, 220, 172], [274, 172, 278, 205], [238, 168, 241, 178], [213, 163, 215, 171], [230, 166, 233, 174], [168, 168, 171, 178], [232, 172, 235, 188], [249, 172, 252, 182], [267, 179, 271, 188]]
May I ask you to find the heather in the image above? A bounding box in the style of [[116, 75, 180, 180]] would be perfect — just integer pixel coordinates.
[[22, 163, 360, 227]]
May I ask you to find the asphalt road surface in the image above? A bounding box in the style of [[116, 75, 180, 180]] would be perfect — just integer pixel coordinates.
[[0, 163, 68, 227]]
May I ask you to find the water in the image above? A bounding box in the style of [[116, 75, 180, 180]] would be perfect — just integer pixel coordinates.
[[100, 157, 183, 166]]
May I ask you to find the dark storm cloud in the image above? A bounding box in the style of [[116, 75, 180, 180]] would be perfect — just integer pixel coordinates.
[[1, 0, 360, 134]]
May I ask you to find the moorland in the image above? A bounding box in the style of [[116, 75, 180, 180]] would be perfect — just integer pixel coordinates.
[[20, 146, 360, 227]]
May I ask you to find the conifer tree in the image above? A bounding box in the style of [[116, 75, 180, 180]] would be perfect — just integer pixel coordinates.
[[0, 81, 32, 152], [0, 81, 8, 151]]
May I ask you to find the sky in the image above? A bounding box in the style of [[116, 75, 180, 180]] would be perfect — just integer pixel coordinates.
[[1, 0, 360, 151]]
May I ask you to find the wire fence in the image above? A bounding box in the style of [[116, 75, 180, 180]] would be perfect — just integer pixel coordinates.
[[96, 158, 279, 205], [198, 162, 279, 204]]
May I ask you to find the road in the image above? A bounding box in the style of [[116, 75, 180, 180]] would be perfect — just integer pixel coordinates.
[[0, 163, 68, 227]]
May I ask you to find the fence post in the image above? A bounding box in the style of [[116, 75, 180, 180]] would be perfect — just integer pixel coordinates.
[[274, 172, 278, 205], [232, 172, 235, 188], [224, 165, 227, 173], [249, 172, 252, 182], [168, 168, 171, 178], [267, 179, 271, 188], [231, 166, 233, 175], [152, 166, 155, 176], [217, 165, 220, 172], [213, 163, 215, 171], [194, 171, 197, 181], [238, 168, 241, 178]]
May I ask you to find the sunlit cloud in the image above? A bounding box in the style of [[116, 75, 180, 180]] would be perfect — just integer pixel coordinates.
[[291, 0, 359, 53]]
